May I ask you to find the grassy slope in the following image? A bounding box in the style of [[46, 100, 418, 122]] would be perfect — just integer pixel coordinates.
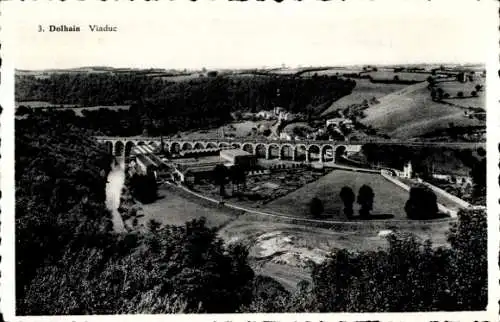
[[361, 82, 482, 139], [321, 79, 408, 116], [267, 170, 410, 220]]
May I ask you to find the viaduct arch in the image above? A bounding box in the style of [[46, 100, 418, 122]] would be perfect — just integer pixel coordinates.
[[97, 137, 360, 163]]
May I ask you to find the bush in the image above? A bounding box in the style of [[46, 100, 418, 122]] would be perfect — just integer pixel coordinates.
[[339, 186, 355, 219], [357, 185, 374, 218], [280, 209, 486, 312], [309, 197, 324, 218], [404, 185, 438, 219]]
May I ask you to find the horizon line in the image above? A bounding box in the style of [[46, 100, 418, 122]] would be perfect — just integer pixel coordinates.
[[15, 61, 486, 73]]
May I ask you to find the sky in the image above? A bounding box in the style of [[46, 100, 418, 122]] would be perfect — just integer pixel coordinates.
[[3, 0, 497, 70]]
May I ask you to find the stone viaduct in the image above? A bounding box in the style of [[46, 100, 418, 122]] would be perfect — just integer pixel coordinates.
[[95, 136, 363, 163]]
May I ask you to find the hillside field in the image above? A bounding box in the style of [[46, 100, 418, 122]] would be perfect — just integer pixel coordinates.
[[364, 71, 431, 82], [437, 79, 486, 109], [267, 170, 410, 220], [360, 83, 483, 139], [321, 79, 408, 116]]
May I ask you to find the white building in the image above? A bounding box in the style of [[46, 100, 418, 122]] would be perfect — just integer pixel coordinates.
[[220, 149, 257, 168], [278, 111, 295, 121], [256, 110, 274, 120], [274, 106, 286, 116], [402, 161, 413, 179], [326, 118, 344, 128], [280, 132, 292, 141]]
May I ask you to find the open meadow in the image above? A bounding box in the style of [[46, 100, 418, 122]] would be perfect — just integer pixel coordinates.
[[267, 170, 410, 220], [361, 83, 483, 138], [321, 79, 408, 116], [436, 79, 486, 109], [138, 184, 242, 228], [364, 71, 431, 82]]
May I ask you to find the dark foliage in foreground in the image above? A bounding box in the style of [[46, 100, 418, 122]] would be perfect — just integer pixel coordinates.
[[16, 115, 254, 314], [246, 210, 487, 312], [129, 173, 158, 204]]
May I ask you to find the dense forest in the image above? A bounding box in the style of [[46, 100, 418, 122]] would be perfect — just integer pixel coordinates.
[[16, 113, 487, 314], [16, 73, 356, 136], [16, 114, 255, 314]]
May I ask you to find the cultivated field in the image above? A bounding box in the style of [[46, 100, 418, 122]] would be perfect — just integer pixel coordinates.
[[365, 71, 431, 82], [300, 67, 365, 77], [321, 79, 408, 116], [436, 79, 486, 109], [361, 83, 483, 138], [267, 170, 410, 220]]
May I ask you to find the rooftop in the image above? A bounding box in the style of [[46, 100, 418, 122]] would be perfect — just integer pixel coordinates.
[[220, 149, 252, 158], [136, 154, 157, 167]]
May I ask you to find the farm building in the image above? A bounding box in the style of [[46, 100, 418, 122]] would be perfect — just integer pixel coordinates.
[[256, 110, 274, 120], [220, 149, 257, 168], [280, 132, 292, 141], [326, 118, 344, 128], [174, 165, 215, 184], [135, 154, 158, 177]]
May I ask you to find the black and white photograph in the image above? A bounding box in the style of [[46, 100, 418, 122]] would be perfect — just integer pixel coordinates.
[[1, 0, 498, 320]]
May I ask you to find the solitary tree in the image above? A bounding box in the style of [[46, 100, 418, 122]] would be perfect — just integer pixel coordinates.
[[475, 84, 483, 92], [339, 186, 355, 219], [213, 164, 228, 197], [404, 185, 438, 219], [357, 185, 374, 219], [457, 91, 464, 98], [471, 91, 478, 97], [309, 197, 324, 218]]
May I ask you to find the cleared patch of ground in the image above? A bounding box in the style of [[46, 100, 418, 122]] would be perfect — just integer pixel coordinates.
[[176, 120, 275, 140], [267, 170, 410, 220], [219, 216, 453, 290], [138, 184, 241, 228]]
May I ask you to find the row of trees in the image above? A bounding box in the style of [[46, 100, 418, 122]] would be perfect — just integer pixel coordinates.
[[310, 185, 375, 219], [310, 184, 442, 220]]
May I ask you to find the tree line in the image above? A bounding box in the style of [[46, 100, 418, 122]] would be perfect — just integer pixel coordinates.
[[16, 73, 356, 136], [309, 184, 441, 220]]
